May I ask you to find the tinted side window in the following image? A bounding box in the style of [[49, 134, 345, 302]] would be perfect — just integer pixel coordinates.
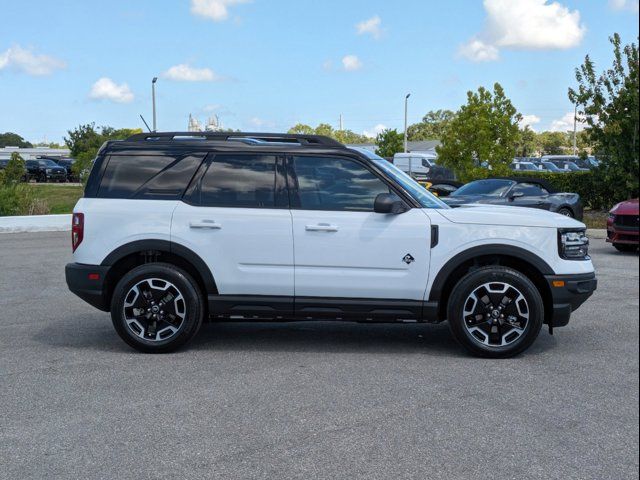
[[513, 183, 547, 196], [292, 156, 390, 211], [199, 154, 277, 208], [98, 155, 202, 199]]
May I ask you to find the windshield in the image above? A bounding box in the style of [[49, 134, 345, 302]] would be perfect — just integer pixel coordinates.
[[350, 148, 448, 209], [565, 162, 580, 171], [543, 162, 560, 171], [452, 179, 514, 197], [39, 159, 59, 167]]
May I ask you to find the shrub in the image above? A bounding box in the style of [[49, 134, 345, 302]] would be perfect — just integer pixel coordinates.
[[0, 184, 50, 216], [3, 152, 26, 186]]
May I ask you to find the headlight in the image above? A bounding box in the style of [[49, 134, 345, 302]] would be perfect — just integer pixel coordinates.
[[558, 229, 589, 260]]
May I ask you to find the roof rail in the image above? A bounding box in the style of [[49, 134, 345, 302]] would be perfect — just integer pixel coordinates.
[[125, 131, 344, 147]]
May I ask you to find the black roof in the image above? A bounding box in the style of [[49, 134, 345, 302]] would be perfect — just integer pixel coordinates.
[[100, 131, 351, 157], [125, 131, 344, 147]]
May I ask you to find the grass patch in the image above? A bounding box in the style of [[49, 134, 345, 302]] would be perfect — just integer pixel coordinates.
[[29, 184, 83, 214], [583, 209, 608, 230]]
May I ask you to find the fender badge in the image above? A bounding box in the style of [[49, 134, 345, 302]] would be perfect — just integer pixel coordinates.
[[402, 254, 415, 264]]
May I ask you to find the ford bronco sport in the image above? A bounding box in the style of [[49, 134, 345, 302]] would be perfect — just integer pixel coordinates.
[[65, 132, 597, 357]]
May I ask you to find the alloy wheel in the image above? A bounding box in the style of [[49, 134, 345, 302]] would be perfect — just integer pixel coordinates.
[[462, 282, 530, 347], [123, 278, 186, 342]]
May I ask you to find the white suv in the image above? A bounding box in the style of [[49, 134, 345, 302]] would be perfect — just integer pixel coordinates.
[[65, 132, 597, 357]]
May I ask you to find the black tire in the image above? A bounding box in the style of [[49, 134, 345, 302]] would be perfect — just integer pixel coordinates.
[[613, 243, 638, 253], [447, 266, 544, 358], [110, 263, 204, 353], [557, 207, 574, 218]]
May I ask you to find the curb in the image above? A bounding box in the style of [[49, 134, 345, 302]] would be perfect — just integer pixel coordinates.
[[0, 214, 71, 233]]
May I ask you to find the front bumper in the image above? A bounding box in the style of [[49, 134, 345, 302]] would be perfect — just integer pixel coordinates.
[[544, 272, 597, 327], [65, 263, 110, 311], [606, 223, 639, 245]]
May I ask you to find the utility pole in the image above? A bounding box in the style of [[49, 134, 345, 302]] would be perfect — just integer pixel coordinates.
[[572, 103, 577, 156], [404, 93, 411, 153], [339, 114, 343, 131], [152, 77, 158, 132]]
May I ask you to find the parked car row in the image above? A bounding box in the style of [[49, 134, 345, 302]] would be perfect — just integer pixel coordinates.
[[0, 157, 77, 182], [511, 155, 598, 173]]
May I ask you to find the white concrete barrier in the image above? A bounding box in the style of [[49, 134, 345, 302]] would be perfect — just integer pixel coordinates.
[[0, 214, 71, 233]]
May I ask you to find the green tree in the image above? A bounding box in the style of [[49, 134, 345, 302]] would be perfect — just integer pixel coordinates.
[[569, 33, 639, 201], [537, 131, 569, 155], [288, 123, 315, 135], [0, 132, 33, 148], [436, 83, 522, 181], [407, 109, 456, 141], [515, 127, 538, 157], [287, 123, 371, 144], [3, 152, 26, 185], [375, 129, 404, 158]]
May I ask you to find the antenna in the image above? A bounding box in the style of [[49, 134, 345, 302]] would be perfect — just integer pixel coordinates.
[[139, 114, 152, 132]]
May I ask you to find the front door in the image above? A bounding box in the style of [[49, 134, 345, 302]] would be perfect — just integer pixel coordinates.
[[288, 155, 432, 303]]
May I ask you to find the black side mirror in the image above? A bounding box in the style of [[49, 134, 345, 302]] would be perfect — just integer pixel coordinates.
[[509, 191, 524, 200], [374, 193, 408, 214]]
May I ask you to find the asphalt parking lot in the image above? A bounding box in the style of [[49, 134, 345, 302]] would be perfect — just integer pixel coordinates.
[[0, 232, 638, 480]]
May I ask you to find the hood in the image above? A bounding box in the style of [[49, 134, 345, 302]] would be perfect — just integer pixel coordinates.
[[611, 199, 639, 216], [436, 204, 585, 229], [443, 195, 497, 206]]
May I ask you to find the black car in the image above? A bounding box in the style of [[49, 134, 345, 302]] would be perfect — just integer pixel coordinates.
[[442, 178, 584, 220], [25, 159, 67, 183], [51, 158, 77, 182]]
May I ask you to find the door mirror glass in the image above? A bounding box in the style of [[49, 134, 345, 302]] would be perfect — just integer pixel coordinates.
[[374, 193, 407, 214]]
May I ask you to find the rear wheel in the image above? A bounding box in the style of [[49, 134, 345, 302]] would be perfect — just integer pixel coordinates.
[[110, 263, 204, 353], [613, 243, 638, 253], [447, 266, 544, 358]]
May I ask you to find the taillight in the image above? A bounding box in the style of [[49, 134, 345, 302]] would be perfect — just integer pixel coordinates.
[[72, 213, 84, 252]]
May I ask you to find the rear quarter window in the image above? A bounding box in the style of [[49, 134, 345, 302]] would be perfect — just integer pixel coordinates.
[[97, 154, 204, 199]]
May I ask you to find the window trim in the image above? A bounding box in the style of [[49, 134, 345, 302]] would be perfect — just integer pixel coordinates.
[[286, 153, 411, 212], [183, 152, 288, 209]]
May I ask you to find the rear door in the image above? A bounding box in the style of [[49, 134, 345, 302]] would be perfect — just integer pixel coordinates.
[[288, 154, 432, 303], [171, 152, 294, 315]]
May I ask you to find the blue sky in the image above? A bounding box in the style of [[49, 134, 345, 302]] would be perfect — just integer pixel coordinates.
[[1, 0, 638, 143]]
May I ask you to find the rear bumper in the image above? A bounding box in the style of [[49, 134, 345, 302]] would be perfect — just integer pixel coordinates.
[[65, 263, 110, 311], [545, 272, 597, 327]]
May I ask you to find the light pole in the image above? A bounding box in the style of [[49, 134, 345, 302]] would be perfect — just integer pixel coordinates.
[[572, 103, 577, 156], [404, 93, 411, 153], [152, 77, 158, 132]]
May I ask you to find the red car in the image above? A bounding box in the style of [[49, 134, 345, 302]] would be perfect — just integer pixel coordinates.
[[607, 198, 639, 252]]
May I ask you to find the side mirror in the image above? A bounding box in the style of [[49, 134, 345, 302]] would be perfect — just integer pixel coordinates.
[[374, 193, 408, 214]]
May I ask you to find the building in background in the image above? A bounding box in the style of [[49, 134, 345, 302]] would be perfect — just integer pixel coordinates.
[[0, 146, 71, 161]]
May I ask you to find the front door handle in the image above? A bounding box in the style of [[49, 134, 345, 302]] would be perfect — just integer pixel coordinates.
[[305, 223, 339, 232], [189, 220, 222, 229]]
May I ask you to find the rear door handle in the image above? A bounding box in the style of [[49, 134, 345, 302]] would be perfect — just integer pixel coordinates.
[[305, 223, 339, 232], [189, 220, 222, 229]]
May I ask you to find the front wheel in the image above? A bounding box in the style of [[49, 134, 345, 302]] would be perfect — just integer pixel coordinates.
[[110, 263, 204, 353], [557, 207, 574, 218], [447, 266, 544, 358]]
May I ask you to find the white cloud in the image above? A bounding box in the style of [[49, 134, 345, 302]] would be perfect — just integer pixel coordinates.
[[190, 0, 249, 22], [458, 39, 500, 62], [363, 124, 387, 138], [549, 111, 586, 132], [520, 114, 541, 130], [342, 55, 363, 71], [609, 0, 639, 12], [0, 45, 65, 76], [161, 63, 221, 82], [356, 15, 383, 39], [89, 77, 134, 103], [459, 0, 586, 62]]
